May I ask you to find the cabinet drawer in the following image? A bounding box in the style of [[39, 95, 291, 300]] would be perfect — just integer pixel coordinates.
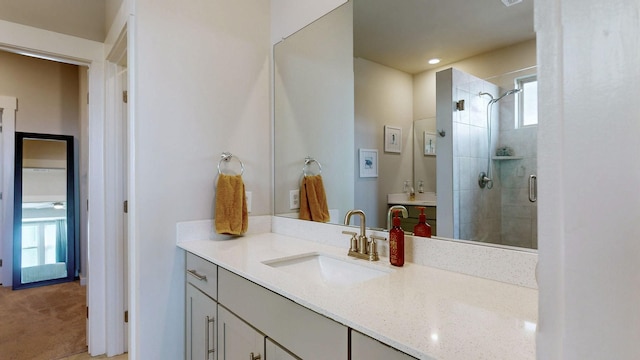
[[186, 252, 218, 300], [219, 268, 348, 360]]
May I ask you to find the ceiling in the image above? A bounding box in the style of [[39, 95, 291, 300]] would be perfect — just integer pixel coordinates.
[[0, 0, 107, 42], [0, 0, 534, 73], [354, 0, 535, 74]]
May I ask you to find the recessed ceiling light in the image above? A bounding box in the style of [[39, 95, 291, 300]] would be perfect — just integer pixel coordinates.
[[428, 58, 441, 65]]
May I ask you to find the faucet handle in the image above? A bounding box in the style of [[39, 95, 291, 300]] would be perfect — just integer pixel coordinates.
[[368, 235, 387, 261], [342, 231, 358, 252]]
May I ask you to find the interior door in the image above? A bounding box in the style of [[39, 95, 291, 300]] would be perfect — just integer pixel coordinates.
[[13, 132, 76, 289]]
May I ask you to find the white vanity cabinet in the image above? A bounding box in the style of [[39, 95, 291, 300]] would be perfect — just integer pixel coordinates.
[[217, 305, 264, 360], [185, 253, 218, 360], [185, 250, 412, 360], [351, 330, 418, 359], [218, 268, 348, 360], [186, 284, 216, 360]]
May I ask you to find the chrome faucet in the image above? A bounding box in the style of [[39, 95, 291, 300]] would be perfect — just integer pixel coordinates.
[[387, 205, 408, 230], [343, 209, 386, 261], [344, 209, 367, 255]]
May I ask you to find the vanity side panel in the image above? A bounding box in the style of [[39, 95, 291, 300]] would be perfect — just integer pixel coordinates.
[[218, 268, 348, 360], [351, 330, 420, 360]]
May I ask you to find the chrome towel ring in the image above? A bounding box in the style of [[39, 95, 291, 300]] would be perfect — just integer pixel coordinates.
[[217, 152, 245, 175], [302, 156, 322, 176]]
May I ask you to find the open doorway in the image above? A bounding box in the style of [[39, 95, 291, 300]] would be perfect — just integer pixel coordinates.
[[0, 49, 91, 357], [0, 50, 88, 288], [0, 6, 130, 355]]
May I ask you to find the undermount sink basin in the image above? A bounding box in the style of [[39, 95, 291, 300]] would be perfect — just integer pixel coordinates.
[[263, 252, 392, 286]]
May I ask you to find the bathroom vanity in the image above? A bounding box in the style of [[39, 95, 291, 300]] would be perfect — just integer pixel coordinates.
[[178, 221, 537, 360]]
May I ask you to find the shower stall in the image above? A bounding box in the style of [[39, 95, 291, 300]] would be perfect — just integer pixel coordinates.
[[436, 67, 538, 249]]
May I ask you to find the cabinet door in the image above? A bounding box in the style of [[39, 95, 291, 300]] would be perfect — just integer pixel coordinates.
[[265, 338, 300, 360], [186, 283, 216, 360], [218, 305, 264, 360], [351, 330, 417, 360]]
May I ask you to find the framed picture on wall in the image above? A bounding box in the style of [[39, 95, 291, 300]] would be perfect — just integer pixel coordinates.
[[359, 149, 378, 178], [424, 131, 436, 156], [384, 125, 402, 153]]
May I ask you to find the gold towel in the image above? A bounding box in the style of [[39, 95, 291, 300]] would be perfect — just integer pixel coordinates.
[[215, 174, 248, 235], [299, 175, 330, 222]]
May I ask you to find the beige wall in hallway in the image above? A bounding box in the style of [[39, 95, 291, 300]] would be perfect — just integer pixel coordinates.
[[0, 50, 81, 137]]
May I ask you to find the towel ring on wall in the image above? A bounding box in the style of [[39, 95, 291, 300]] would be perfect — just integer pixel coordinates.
[[218, 152, 245, 175], [302, 156, 322, 176]]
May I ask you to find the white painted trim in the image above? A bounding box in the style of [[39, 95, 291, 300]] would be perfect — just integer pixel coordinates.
[[104, 0, 131, 58], [0, 96, 17, 287], [104, 25, 128, 356], [0, 20, 108, 356], [0, 20, 102, 66], [126, 13, 138, 360], [86, 60, 107, 357]]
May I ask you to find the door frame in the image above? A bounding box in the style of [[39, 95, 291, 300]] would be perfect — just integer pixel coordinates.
[[0, 96, 17, 287], [104, 24, 129, 356]]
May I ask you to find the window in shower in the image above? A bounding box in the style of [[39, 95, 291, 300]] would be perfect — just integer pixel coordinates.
[[516, 75, 538, 127]]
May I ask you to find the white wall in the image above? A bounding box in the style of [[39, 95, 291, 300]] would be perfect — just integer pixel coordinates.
[[131, 0, 271, 358], [354, 57, 413, 228], [536, 0, 640, 359]]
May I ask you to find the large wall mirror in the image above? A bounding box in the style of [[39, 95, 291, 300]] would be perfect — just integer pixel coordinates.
[[274, 0, 537, 250], [13, 132, 76, 289]]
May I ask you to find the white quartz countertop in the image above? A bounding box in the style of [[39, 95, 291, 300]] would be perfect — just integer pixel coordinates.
[[178, 233, 537, 360]]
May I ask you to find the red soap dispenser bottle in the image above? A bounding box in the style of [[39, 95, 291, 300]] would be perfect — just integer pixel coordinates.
[[413, 206, 432, 238], [389, 210, 405, 267]]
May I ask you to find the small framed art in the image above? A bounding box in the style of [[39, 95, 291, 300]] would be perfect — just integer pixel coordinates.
[[424, 131, 436, 155], [359, 149, 378, 178], [384, 125, 402, 153]]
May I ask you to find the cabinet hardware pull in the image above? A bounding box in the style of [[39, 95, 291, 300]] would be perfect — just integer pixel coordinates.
[[250, 352, 261, 360], [205, 316, 215, 359], [529, 175, 537, 203], [187, 269, 207, 281]]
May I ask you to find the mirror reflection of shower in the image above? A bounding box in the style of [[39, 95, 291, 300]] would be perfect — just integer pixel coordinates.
[[478, 88, 522, 189]]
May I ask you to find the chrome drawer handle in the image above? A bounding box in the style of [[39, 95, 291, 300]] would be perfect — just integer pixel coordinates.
[[250, 353, 261, 360], [187, 269, 207, 281], [205, 316, 215, 359]]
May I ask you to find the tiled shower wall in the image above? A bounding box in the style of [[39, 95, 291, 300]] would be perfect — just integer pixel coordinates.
[[453, 78, 501, 243], [453, 75, 537, 248]]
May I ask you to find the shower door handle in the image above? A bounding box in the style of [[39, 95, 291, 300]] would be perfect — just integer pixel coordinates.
[[529, 175, 537, 202]]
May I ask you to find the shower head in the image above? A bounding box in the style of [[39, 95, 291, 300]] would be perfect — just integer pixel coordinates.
[[504, 88, 523, 96], [493, 88, 522, 103]]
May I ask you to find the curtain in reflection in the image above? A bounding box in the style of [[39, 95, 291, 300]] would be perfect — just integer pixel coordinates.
[[55, 219, 67, 263]]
